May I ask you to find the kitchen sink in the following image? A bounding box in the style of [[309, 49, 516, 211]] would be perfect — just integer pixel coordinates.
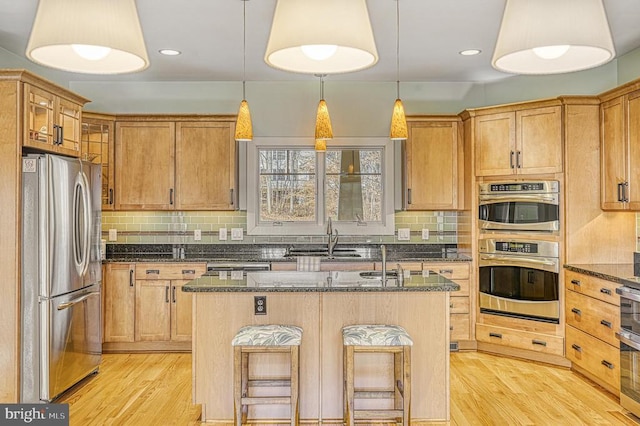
[[359, 271, 399, 280], [283, 246, 361, 258]]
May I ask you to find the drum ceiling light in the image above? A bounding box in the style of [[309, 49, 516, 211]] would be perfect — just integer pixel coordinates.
[[26, 0, 149, 74], [492, 0, 615, 75], [264, 0, 378, 74]]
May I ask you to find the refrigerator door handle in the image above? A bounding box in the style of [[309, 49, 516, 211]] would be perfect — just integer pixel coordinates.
[[57, 291, 100, 311], [73, 170, 92, 277]]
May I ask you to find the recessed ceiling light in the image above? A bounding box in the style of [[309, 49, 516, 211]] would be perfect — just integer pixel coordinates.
[[159, 49, 181, 56], [459, 49, 481, 56]]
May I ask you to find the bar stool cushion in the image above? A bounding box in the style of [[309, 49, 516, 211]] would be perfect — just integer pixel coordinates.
[[232, 324, 302, 346], [342, 324, 413, 346]]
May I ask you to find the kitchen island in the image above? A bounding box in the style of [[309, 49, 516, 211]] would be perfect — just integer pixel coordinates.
[[183, 270, 459, 424]]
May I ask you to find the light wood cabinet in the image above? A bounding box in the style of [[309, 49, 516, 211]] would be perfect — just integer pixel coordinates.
[[81, 113, 115, 210], [474, 105, 562, 177], [103, 263, 136, 343], [600, 89, 640, 210], [476, 323, 564, 355], [114, 118, 236, 211], [564, 270, 621, 394], [24, 83, 85, 157], [405, 118, 463, 210]]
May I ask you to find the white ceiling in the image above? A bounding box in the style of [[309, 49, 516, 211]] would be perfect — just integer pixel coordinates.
[[1, 0, 640, 83]]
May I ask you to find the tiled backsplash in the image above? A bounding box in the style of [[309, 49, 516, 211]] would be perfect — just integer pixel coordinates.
[[102, 210, 459, 245]]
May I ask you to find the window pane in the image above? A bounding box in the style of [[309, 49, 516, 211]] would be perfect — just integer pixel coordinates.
[[325, 149, 383, 222], [258, 148, 316, 223]]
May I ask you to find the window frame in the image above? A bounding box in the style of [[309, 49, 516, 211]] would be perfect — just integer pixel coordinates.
[[246, 137, 395, 236]]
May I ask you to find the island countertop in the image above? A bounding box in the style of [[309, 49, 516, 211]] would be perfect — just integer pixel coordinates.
[[182, 269, 460, 292]]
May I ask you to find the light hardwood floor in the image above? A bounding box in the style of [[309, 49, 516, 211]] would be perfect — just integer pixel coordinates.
[[59, 351, 639, 425]]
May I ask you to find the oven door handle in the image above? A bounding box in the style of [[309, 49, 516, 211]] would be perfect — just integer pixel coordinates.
[[616, 286, 640, 303], [478, 194, 558, 204], [479, 254, 557, 267], [616, 330, 640, 351]]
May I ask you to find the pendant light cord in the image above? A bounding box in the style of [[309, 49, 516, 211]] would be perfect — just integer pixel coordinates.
[[321, 75, 324, 100], [242, 0, 247, 100], [396, 0, 400, 99]]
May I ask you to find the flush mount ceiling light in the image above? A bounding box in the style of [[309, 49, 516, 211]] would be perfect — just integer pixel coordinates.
[[235, 0, 253, 142], [26, 0, 149, 74], [159, 49, 181, 56], [314, 75, 333, 152], [264, 0, 378, 74], [389, 0, 407, 141], [492, 0, 615, 75]]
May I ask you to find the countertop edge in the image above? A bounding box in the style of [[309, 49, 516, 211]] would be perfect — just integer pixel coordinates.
[[182, 284, 461, 293]]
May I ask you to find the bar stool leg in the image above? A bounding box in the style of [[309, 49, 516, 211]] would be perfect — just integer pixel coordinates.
[[394, 351, 402, 412], [241, 351, 249, 423], [290, 345, 299, 426], [403, 346, 411, 426], [233, 347, 242, 426], [345, 346, 355, 426]]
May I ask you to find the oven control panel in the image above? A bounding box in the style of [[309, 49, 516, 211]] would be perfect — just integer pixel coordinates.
[[479, 238, 559, 259], [495, 241, 538, 254], [479, 180, 559, 194]]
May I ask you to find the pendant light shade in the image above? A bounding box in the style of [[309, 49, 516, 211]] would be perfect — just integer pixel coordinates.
[[390, 99, 408, 141], [26, 0, 149, 74], [492, 0, 615, 75], [265, 0, 378, 74], [315, 99, 333, 141], [235, 0, 253, 142]]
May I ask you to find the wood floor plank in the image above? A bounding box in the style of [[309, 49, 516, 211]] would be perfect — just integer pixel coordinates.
[[59, 351, 640, 425]]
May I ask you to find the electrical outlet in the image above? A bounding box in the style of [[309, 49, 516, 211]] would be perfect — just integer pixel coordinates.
[[231, 228, 244, 241], [421, 228, 429, 240], [108, 229, 117, 241], [218, 228, 228, 241], [397, 228, 411, 241], [194, 229, 202, 241], [254, 296, 267, 315]]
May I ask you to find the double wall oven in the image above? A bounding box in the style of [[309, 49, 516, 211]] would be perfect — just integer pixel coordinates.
[[478, 180, 560, 323], [616, 286, 640, 417]]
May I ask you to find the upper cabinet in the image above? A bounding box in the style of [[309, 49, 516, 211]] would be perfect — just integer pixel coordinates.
[[600, 89, 640, 210], [115, 117, 236, 211], [81, 113, 115, 210], [405, 118, 463, 210], [474, 104, 563, 177], [24, 82, 87, 158]]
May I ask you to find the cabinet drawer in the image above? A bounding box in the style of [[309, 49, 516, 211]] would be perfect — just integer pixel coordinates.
[[424, 262, 469, 280], [135, 263, 206, 280], [450, 314, 470, 341], [565, 289, 620, 347], [565, 270, 621, 306], [566, 325, 620, 392], [450, 296, 469, 314], [476, 323, 564, 356]]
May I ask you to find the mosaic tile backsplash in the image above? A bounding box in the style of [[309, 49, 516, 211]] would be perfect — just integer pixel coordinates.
[[102, 210, 460, 245]]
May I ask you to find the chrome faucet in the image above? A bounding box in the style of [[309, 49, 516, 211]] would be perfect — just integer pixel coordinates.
[[380, 244, 387, 285], [327, 217, 339, 255]]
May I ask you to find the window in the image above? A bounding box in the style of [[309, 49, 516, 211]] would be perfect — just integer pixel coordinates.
[[247, 138, 395, 235]]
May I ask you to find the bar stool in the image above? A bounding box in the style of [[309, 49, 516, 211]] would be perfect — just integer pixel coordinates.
[[232, 324, 302, 426], [342, 324, 412, 425]]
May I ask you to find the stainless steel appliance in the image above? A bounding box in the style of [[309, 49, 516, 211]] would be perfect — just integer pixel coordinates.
[[478, 238, 559, 323], [478, 180, 559, 233], [21, 154, 102, 402], [616, 286, 640, 417]]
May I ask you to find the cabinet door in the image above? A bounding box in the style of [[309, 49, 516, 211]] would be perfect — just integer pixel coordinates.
[[627, 90, 640, 209], [103, 263, 136, 343], [175, 121, 236, 210], [516, 106, 562, 175], [171, 280, 193, 342], [115, 121, 175, 210], [601, 96, 627, 210], [135, 280, 171, 341], [474, 112, 515, 176], [406, 121, 461, 210], [82, 116, 115, 210], [57, 97, 82, 154], [24, 84, 55, 150]]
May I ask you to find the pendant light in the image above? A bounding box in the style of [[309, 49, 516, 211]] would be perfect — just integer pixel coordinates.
[[389, 0, 407, 141], [492, 0, 615, 74], [235, 0, 253, 142], [26, 0, 149, 74], [265, 0, 378, 74], [314, 75, 333, 152]]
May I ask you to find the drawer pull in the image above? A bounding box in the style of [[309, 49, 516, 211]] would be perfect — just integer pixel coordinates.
[[532, 339, 547, 347], [600, 288, 612, 296], [450, 303, 454, 308], [601, 360, 614, 370], [489, 332, 502, 339], [600, 320, 612, 328], [571, 307, 582, 315], [146, 269, 160, 275], [570, 279, 581, 286], [182, 269, 196, 275], [450, 326, 454, 331], [439, 269, 453, 275], [571, 344, 582, 352]]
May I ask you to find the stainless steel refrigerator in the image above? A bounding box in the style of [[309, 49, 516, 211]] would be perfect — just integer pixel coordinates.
[[21, 153, 102, 403]]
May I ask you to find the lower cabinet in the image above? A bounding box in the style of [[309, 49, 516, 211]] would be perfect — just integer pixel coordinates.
[[476, 323, 564, 355], [103, 262, 205, 352], [565, 270, 621, 395]]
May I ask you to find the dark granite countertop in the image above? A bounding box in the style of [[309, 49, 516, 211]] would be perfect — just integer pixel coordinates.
[[105, 243, 472, 263], [564, 263, 639, 287], [182, 269, 460, 293]]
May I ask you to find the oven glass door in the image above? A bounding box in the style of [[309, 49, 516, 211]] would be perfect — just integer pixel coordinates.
[[479, 201, 559, 225], [479, 265, 559, 301], [618, 330, 640, 404]]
